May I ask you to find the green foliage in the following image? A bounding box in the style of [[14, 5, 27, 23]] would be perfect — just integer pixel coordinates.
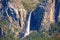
[[22, 31, 50, 40], [23, 3, 35, 11], [38, 0, 44, 2], [22, 23, 60, 40], [0, 19, 6, 25], [48, 23, 60, 36], [0, 17, 60, 40], [0, 19, 19, 40], [22, 0, 44, 11], [47, 23, 60, 40]]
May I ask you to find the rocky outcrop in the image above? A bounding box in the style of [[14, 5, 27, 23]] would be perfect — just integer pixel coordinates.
[[0, 27, 3, 36], [55, 0, 60, 24], [41, 0, 55, 30], [0, 0, 60, 38], [0, 0, 28, 37]]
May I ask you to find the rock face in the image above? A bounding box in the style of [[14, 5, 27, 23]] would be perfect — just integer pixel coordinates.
[[0, 0, 27, 37], [0, 0, 60, 38], [41, 0, 55, 30], [55, 0, 60, 24], [30, 5, 45, 31], [1, 0, 27, 30], [0, 28, 3, 36]]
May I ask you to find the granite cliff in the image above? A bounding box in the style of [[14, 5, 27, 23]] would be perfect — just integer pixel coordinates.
[[0, 0, 60, 38]]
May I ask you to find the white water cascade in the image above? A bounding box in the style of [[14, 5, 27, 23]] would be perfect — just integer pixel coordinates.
[[24, 11, 32, 37]]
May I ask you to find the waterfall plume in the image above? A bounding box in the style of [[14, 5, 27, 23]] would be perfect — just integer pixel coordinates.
[[24, 11, 32, 37]]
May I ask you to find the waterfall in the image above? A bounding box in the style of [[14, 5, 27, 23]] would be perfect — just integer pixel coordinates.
[[24, 12, 32, 37]]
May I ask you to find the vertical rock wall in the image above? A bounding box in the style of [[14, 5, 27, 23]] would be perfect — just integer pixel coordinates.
[[41, 0, 55, 30]]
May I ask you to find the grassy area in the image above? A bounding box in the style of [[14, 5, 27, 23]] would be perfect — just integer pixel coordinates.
[[0, 19, 19, 40], [0, 19, 60, 40], [0, 19, 6, 25], [22, 23, 60, 40], [21, 0, 44, 11], [22, 31, 50, 40], [23, 3, 35, 11], [0, 19, 20, 40]]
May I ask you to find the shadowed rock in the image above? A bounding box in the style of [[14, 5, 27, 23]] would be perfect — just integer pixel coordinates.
[[55, 0, 60, 25], [30, 6, 45, 31]]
